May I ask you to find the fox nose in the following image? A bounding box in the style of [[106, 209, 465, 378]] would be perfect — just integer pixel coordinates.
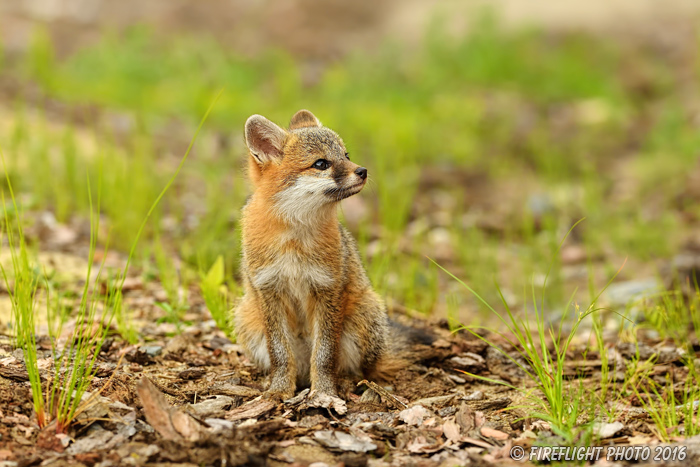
[[355, 167, 368, 180]]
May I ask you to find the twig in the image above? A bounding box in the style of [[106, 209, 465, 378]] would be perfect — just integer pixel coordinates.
[[357, 379, 408, 409]]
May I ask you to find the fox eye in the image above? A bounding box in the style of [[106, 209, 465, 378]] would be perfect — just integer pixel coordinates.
[[312, 159, 331, 170]]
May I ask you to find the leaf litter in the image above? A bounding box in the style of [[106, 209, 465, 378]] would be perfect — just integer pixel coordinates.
[[4, 283, 700, 467]]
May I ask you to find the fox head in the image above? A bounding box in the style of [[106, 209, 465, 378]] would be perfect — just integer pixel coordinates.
[[244, 110, 368, 225]]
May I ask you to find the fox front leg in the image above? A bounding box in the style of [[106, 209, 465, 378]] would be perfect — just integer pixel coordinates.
[[309, 295, 342, 396], [260, 291, 297, 401]]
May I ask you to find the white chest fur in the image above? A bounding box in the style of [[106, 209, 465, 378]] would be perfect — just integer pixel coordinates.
[[252, 250, 334, 303]]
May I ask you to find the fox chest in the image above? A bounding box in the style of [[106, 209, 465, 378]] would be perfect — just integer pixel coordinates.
[[251, 251, 335, 304]]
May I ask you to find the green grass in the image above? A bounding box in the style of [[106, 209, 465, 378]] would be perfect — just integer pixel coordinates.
[[439, 273, 598, 441], [647, 289, 700, 352], [152, 233, 189, 329], [589, 313, 619, 422], [435, 221, 619, 440], [629, 360, 700, 442], [2, 194, 44, 423], [199, 255, 235, 340], [437, 232, 700, 444], [0, 153, 113, 430]]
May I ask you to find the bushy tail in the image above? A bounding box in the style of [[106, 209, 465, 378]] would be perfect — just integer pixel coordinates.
[[388, 319, 435, 346], [366, 319, 434, 383]]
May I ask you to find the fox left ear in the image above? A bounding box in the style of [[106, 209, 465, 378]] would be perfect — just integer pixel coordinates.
[[289, 109, 321, 130]]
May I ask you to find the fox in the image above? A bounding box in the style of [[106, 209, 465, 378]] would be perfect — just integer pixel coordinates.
[[233, 109, 405, 401]]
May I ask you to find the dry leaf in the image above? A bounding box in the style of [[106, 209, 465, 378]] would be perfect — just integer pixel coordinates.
[[443, 419, 462, 442], [628, 434, 653, 444], [313, 430, 377, 453], [455, 403, 477, 432], [593, 421, 624, 439], [460, 436, 494, 450], [137, 377, 205, 442], [407, 435, 433, 453], [170, 411, 203, 441], [305, 391, 348, 415], [481, 426, 509, 441], [405, 434, 444, 454], [399, 405, 433, 426]]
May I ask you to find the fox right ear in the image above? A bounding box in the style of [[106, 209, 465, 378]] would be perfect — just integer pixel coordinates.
[[289, 109, 321, 130], [245, 115, 288, 164]]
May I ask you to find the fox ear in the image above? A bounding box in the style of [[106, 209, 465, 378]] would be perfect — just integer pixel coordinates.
[[289, 109, 321, 130], [245, 115, 288, 164]]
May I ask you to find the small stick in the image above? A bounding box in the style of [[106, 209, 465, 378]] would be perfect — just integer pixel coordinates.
[[357, 379, 407, 409]]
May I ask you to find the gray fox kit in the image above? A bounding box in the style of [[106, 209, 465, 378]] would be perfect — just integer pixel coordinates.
[[233, 110, 405, 400]]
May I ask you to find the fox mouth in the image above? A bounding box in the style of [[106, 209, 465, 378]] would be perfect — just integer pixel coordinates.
[[324, 181, 366, 201]]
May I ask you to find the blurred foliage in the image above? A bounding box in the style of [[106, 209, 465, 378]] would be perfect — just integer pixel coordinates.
[[0, 15, 697, 317]]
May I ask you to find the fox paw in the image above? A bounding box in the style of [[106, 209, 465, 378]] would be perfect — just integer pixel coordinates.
[[263, 389, 295, 403]]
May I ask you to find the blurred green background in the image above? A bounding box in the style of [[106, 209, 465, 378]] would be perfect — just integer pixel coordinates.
[[0, 0, 699, 330]]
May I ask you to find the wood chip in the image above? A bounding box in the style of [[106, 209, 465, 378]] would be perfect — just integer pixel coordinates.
[[412, 394, 457, 409], [210, 383, 261, 398], [226, 397, 276, 421], [0, 367, 30, 382]]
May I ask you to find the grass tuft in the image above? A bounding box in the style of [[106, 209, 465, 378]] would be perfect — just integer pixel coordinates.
[[0, 90, 221, 432], [433, 221, 628, 440]]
